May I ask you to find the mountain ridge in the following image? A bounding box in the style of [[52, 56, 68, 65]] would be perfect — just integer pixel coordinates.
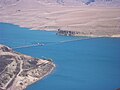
[[0, 0, 120, 8]]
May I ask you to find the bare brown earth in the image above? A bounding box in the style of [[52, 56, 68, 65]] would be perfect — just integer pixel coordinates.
[[0, 44, 55, 90], [0, 1, 120, 37]]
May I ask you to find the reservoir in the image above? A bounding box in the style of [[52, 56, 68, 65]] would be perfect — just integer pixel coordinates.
[[0, 23, 120, 90]]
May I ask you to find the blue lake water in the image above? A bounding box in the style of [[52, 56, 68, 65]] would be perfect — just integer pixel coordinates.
[[0, 23, 120, 90]]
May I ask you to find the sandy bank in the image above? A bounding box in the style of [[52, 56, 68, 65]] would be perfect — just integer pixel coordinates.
[[0, 2, 120, 37]]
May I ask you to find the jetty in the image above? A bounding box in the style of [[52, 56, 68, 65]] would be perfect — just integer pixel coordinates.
[[13, 43, 45, 49], [13, 38, 91, 49]]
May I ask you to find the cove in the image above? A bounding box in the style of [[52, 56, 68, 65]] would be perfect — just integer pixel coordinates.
[[0, 23, 120, 90]]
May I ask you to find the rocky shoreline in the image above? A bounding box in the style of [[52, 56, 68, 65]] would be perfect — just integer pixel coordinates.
[[56, 28, 120, 37], [0, 44, 55, 90]]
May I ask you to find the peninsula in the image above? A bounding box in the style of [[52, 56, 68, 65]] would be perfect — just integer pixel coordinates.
[[0, 44, 55, 90]]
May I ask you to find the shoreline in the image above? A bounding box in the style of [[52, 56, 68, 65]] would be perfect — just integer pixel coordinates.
[[25, 62, 55, 90], [0, 44, 56, 90], [7, 60, 56, 90], [0, 6, 120, 38], [0, 22, 120, 38]]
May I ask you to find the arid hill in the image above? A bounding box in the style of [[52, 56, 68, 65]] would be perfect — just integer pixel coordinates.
[[0, 44, 55, 90], [0, 0, 120, 37]]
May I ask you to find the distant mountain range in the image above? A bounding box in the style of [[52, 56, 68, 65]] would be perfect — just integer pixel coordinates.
[[0, 0, 120, 8]]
